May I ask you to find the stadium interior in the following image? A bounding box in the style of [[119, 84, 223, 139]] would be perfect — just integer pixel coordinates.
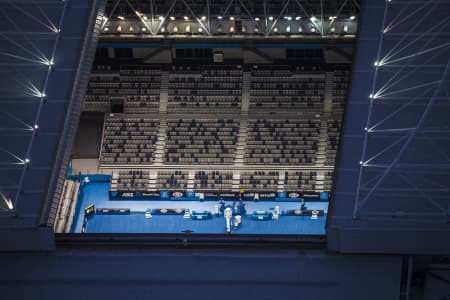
[[1, 0, 449, 298], [55, 0, 356, 235], [63, 48, 351, 234]]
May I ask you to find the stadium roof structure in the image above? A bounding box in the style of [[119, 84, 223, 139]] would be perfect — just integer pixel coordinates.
[[100, 0, 360, 37]]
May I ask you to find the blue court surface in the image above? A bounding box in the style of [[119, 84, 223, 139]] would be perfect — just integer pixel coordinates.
[[73, 182, 328, 235]]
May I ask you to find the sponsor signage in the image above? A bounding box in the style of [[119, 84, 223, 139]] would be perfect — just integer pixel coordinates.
[[110, 190, 160, 200], [109, 189, 330, 201], [285, 191, 326, 200], [242, 191, 277, 199], [170, 191, 185, 198], [196, 190, 239, 199]]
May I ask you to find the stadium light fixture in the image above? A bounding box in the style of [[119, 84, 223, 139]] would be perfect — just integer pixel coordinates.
[[141, 27, 147, 32], [170, 16, 175, 20], [229, 16, 234, 21], [287, 16, 292, 20], [295, 16, 301, 20], [183, 16, 189, 20], [286, 25, 291, 32], [198, 27, 203, 32], [129, 26, 134, 32], [255, 17, 260, 21], [24, 158, 30, 164], [0, 192, 13, 210], [201, 16, 206, 21], [350, 16, 356, 20], [117, 25, 122, 32], [104, 27, 109, 32], [310, 16, 316, 21], [143, 15, 148, 20], [268, 16, 274, 21], [117, 16, 125, 20], [217, 16, 223, 19], [34, 125, 39, 130], [158, 16, 164, 21], [35, 91, 46, 98]]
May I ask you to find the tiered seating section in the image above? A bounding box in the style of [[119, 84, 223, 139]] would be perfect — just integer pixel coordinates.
[[250, 66, 325, 111], [157, 171, 188, 189], [245, 119, 320, 164], [100, 114, 158, 164], [94, 64, 349, 192], [332, 69, 350, 111], [323, 171, 334, 191], [165, 119, 239, 164], [194, 171, 233, 190], [168, 66, 242, 111], [111, 170, 149, 191], [84, 65, 161, 112], [325, 120, 341, 165], [119, 65, 161, 112], [240, 171, 279, 191], [284, 171, 316, 191]]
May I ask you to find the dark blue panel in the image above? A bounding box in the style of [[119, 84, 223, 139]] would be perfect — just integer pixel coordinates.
[[328, 0, 450, 254]]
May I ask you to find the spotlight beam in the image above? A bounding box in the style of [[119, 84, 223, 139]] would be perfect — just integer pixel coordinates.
[[375, 80, 440, 99], [361, 134, 408, 167], [357, 61, 450, 212], [368, 86, 432, 132], [383, 43, 450, 66], [384, 2, 429, 35], [7, 0, 58, 32], [383, 12, 446, 62], [0, 191, 14, 210], [376, 27, 449, 96]]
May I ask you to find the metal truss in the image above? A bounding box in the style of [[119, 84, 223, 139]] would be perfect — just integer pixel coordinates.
[[99, 0, 360, 37], [353, 0, 450, 221], [0, 1, 68, 214]]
